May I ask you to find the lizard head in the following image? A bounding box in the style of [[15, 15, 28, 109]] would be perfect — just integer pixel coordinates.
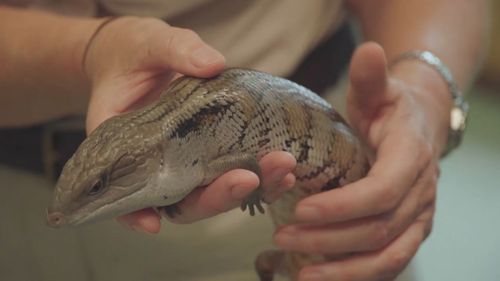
[[47, 116, 163, 228]]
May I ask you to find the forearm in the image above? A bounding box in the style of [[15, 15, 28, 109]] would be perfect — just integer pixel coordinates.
[[347, 0, 490, 91], [0, 6, 102, 127], [347, 0, 490, 155]]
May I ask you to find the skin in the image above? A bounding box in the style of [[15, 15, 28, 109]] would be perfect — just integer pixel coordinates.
[[273, 1, 490, 280], [0, 1, 490, 280], [0, 8, 295, 231]]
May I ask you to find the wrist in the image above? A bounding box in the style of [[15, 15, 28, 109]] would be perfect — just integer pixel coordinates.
[[58, 17, 105, 97], [38, 15, 104, 115], [0, 7, 105, 125], [390, 60, 453, 157], [81, 17, 120, 81]]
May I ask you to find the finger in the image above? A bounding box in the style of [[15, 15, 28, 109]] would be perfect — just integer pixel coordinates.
[[298, 220, 427, 281], [276, 163, 437, 254], [349, 42, 388, 97], [265, 173, 296, 203], [347, 42, 398, 136], [164, 151, 296, 223], [417, 202, 435, 241], [259, 151, 297, 203], [116, 208, 162, 233], [149, 26, 225, 77], [165, 169, 260, 224], [348, 42, 393, 112], [86, 27, 223, 133], [85, 68, 178, 133], [295, 129, 430, 224]]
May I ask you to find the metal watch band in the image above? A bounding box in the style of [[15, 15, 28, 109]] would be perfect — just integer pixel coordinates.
[[390, 50, 469, 157]]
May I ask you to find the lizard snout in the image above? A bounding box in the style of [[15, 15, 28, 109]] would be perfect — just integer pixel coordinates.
[[46, 210, 66, 228]]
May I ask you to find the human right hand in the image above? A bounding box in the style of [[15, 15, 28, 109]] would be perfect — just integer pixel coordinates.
[[274, 43, 441, 281], [83, 17, 296, 233]]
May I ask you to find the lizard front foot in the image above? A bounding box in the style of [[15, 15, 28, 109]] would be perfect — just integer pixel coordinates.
[[241, 187, 266, 216], [205, 153, 266, 216], [158, 204, 183, 218]]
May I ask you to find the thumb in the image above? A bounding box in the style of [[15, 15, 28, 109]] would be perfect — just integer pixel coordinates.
[[348, 42, 391, 116], [86, 82, 121, 134], [149, 26, 226, 78]]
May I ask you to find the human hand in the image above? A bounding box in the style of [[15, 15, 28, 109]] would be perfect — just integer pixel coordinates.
[[83, 17, 296, 233], [274, 42, 451, 280]]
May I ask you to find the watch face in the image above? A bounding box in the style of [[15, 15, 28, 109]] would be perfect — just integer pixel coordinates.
[[444, 102, 469, 157], [451, 106, 467, 131]]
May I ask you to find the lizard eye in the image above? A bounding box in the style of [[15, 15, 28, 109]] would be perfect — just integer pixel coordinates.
[[88, 179, 105, 196]]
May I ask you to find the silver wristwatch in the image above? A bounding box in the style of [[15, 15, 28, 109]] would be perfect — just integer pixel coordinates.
[[391, 50, 469, 157]]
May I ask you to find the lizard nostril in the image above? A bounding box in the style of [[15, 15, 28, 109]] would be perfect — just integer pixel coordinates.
[[47, 211, 66, 228]]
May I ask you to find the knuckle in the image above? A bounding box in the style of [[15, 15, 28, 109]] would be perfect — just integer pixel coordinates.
[[379, 228, 423, 279], [166, 28, 203, 57], [369, 221, 391, 249], [429, 172, 438, 189], [424, 218, 434, 235], [375, 185, 400, 212], [424, 221, 434, 240], [419, 181, 437, 209], [435, 166, 441, 178], [427, 184, 437, 203], [128, 17, 167, 41], [302, 237, 325, 254], [135, 17, 168, 32], [381, 251, 411, 278], [174, 28, 201, 44], [417, 138, 433, 165], [420, 169, 439, 207]]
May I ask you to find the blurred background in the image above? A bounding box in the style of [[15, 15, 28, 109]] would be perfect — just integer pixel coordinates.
[[1, 5, 499, 281]]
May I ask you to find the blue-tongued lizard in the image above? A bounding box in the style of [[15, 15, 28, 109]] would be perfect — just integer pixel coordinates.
[[46, 68, 369, 281]]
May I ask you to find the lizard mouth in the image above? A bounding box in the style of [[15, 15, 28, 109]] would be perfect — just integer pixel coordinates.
[[46, 210, 66, 228], [46, 208, 86, 228], [49, 188, 153, 228], [45, 206, 112, 228]]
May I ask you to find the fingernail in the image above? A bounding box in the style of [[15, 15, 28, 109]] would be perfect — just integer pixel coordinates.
[[270, 168, 289, 184], [278, 173, 296, 190], [190, 46, 223, 68], [300, 269, 325, 281], [231, 184, 253, 200], [274, 233, 294, 247], [296, 205, 321, 220], [274, 227, 296, 247], [130, 223, 151, 234]]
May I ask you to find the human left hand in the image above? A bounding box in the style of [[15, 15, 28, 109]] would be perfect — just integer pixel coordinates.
[[274, 42, 452, 280], [83, 17, 296, 233]]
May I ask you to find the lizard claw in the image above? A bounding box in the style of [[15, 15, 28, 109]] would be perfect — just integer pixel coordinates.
[[241, 187, 266, 216], [160, 204, 183, 218]]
